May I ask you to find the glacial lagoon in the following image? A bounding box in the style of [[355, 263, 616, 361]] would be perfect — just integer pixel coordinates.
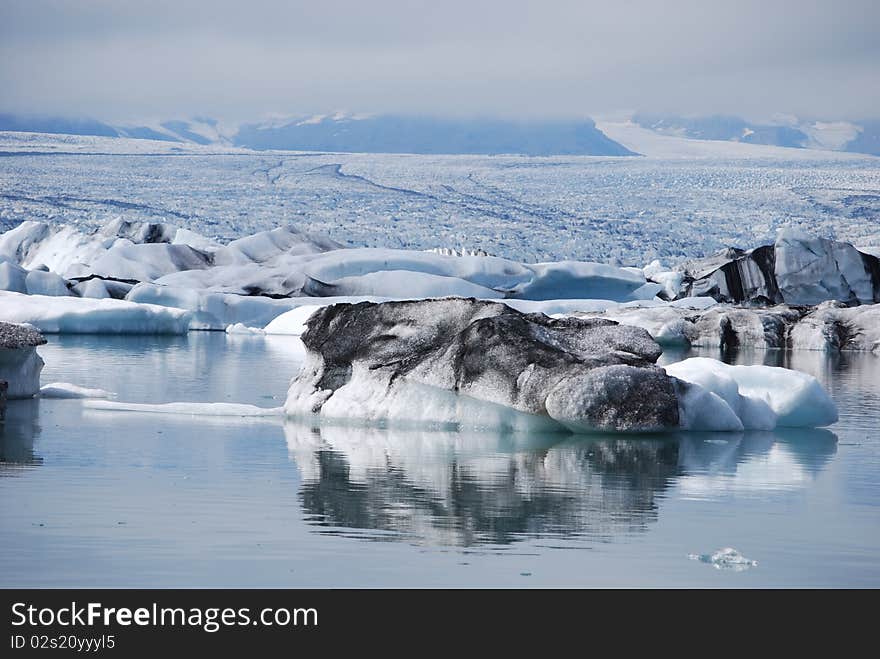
[[1, 333, 878, 587]]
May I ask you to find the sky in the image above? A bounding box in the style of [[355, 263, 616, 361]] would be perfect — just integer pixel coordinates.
[[1, 0, 878, 122]]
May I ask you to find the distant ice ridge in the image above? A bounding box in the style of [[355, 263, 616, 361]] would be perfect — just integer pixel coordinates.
[[0, 218, 654, 303], [0, 218, 669, 332], [2, 219, 878, 348]]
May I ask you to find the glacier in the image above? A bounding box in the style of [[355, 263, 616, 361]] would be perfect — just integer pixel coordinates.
[[3, 130, 878, 266]]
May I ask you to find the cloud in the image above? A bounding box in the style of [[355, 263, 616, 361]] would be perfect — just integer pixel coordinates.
[[1, 0, 877, 120]]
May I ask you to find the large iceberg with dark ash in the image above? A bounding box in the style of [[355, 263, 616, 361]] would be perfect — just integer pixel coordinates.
[[574, 301, 880, 353], [670, 228, 880, 306], [285, 299, 838, 433]]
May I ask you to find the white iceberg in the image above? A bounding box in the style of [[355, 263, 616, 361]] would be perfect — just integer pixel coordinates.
[[25, 269, 71, 296], [0, 260, 28, 293], [39, 382, 116, 399], [71, 278, 112, 299], [666, 357, 839, 431], [0, 291, 191, 334]]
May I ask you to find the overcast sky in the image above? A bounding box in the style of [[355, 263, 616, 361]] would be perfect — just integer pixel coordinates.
[[1, 0, 877, 122]]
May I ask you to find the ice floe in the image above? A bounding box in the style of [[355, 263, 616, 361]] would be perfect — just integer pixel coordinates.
[[84, 400, 284, 417], [688, 547, 758, 571], [39, 382, 116, 399]]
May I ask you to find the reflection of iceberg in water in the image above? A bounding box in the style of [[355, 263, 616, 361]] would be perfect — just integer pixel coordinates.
[[284, 422, 838, 546], [0, 399, 42, 472], [676, 428, 838, 499]]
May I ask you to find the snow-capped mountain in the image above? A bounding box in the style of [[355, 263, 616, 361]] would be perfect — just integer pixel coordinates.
[[0, 113, 235, 146], [3, 110, 877, 156], [0, 112, 636, 156], [632, 113, 880, 155], [232, 114, 637, 156]]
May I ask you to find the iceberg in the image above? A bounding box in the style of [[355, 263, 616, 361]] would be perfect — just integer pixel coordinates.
[[0, 261, 28, 293], [775, 228, 879, 305], [76, 241, 213, 282], [676, 229, 880, 306], [0, 321, 46, 399], [0, 220, 660, 310], [39, 382, 116, 399], [25, 269, 71, 296], [283, 299, 838, 433], [666, 357, 839, 430], [574, 301, 880, 353], [72, 278, 112, 299], [224, 323, 265, 335], [296, 248, 652, 302], [789, 301, 880, 352], [0, 291, 191, 334], [263, 304, 327, 336], [688, 548, 758, 571], [285, 298, 677, 433]]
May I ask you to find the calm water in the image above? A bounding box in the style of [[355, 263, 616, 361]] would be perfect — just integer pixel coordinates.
[[1, 333, 878, 587]]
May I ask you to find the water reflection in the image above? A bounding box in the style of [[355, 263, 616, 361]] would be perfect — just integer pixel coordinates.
[[38, 333, 305, 407], [0, 399, 42, 472], [284, 422, 838, 547]]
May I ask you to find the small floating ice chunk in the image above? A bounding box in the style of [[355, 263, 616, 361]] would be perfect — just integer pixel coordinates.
[[225, 323, 265, 335], [83, 400, 284, 417], [40, 382, 116, 399], [688, 547, 758, 571]]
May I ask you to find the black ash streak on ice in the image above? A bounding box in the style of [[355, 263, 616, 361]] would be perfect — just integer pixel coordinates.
[[292, 298, 677, 432], [0, 192, 199, 222]]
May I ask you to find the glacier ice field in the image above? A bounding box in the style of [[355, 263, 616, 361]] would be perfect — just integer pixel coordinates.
[[1, 132, 879, 266]]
